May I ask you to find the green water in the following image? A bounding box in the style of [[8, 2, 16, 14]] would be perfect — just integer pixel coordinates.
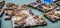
[[1, 0, 60, 28]]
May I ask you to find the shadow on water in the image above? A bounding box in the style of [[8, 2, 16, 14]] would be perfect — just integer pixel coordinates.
[[14, 23, 47, 28]]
